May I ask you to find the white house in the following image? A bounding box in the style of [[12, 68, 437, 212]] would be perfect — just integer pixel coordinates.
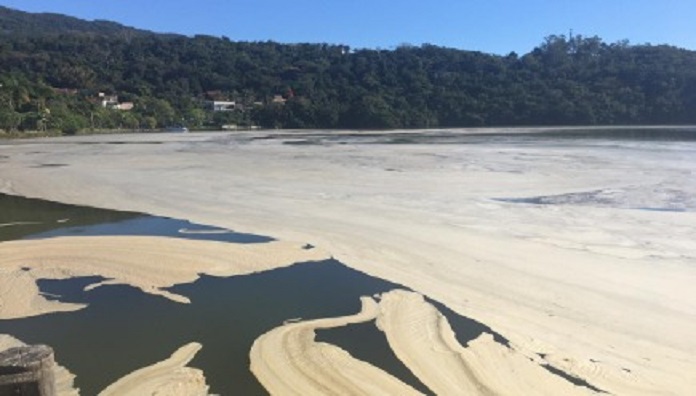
[[209, 101, 236, 112], [99, 94, 119, 108]]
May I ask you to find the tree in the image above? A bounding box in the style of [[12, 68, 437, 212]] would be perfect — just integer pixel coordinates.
[[0, 108, 21, 132], [3, 5, 696, 131]]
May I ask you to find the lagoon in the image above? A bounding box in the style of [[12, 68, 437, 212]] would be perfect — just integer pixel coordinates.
[[0, 193, 508, 395], [1, 127, 695, 395]]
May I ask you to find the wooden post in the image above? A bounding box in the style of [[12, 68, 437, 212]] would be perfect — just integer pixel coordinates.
[[0, 345, 56, 396]]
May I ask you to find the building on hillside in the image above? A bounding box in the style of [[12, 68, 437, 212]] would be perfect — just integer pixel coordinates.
[[208, 100, 237, 112], [99, 93, 119, 108], [96, 93, 133, 111], [116, 102, 134, 111]]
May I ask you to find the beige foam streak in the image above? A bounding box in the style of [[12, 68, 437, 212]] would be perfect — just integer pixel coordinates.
[[98, 342, 209, 396], [250, 296, 423, 396], [0, 235, 330, 319], [0, 267, 86, 319], [376, 290, 595, 395]]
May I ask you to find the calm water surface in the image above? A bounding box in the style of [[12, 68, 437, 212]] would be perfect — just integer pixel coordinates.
[[270, 127, 696, 146], [0, 194, 504, 395]]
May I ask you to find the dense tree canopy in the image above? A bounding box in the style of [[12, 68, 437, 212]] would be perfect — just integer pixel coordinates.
[[2, 6, 696, 134]]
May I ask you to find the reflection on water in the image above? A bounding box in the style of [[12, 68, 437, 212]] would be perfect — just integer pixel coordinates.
[[0, 193, 137, 242], [27, 216, 273, 244], [0, 194, 506, 395], [0, 193, 272, 244]]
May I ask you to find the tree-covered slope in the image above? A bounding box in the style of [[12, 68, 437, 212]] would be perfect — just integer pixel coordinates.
[[0, 6, 150, 37], [1, 6, 696, 133]]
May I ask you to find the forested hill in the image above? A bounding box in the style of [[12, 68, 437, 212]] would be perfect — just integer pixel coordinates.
[[1, 6, 696, 133], [0, 6, 149, 37]]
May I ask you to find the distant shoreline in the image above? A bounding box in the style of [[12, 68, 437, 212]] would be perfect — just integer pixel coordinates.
[[3, 124, 696, 141]]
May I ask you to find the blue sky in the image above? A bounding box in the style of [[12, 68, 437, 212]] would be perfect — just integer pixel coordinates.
[[2, 0, 694, 55]]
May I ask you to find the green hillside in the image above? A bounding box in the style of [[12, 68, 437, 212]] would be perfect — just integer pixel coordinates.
[[1, 6, 696, 133]]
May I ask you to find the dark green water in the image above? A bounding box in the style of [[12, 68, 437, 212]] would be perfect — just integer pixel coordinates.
[[315, 322, 433, 395], [0, 193, 513, 395], [0, 194, 137, 242]]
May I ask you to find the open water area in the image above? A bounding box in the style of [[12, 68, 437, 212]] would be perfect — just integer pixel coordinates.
[[0, 193, 504, 395]]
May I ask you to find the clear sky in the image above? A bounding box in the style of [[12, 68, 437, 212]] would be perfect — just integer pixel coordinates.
[[2, 0, 694, 55]]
